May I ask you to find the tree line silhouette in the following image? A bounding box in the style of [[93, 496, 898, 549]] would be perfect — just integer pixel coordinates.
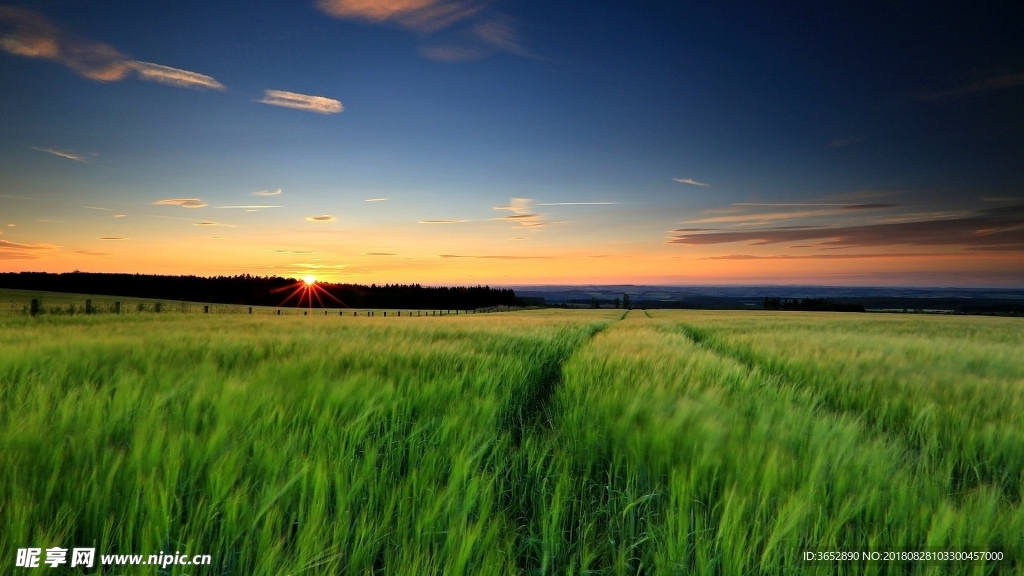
[[0, 272, 520, 310], [763, 297, 865, 312]]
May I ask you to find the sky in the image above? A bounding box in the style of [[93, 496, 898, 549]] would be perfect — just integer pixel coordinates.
[[1, 0, 1022, 287]]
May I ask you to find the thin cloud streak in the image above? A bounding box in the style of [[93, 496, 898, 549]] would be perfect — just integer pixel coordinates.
[[473, 17, 531, 57], [419, 219, 467, 224], [259, 90, 343, 114], [217, 205, 281, 209], [306, 215, 337, 222], [128, 61, 224, 90], [438, 254, 551, 259], [28, 146, 88, 162], [702, 253, 955, 260], [0, 7, 224, 89], [0, 239, 61, 259], [668, 204, 1024, 251], [253, 188, 282, 196], [153, 198, 207, 208], [674, 178, 710, 187], [734, 203, 899, 208], [365, 198, 389, 202], [683, 204, 898, 225], [317, 0, 482, 33], [536, 202, 621, 206]]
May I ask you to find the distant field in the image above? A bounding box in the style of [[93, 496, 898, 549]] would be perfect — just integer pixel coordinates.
[[0, 288, 483, 317], [1, 307, 1021, 574]]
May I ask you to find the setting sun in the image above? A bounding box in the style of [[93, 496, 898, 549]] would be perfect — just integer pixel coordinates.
[[303, 275, 316, 286]]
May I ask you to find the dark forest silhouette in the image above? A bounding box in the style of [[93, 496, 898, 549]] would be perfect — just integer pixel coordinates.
[[0, 272, 520, 310], [763, 297, 865, 312]]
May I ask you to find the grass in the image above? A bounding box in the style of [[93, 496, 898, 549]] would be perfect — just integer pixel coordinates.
[[1, 305, 1021, 574]]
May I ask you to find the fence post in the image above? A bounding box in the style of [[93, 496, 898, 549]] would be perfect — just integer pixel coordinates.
[[30, 299, 39, 317], [85, 299, 92, 314], [383, 311, 386, 317], [115, 302, 121, 314], [204, 305, 209, 314], [248, 307, 252, 314], [397, 310, 400, 317], [277, 310, 281, 315]]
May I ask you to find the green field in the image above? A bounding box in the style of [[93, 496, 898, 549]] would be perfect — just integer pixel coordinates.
[[1, 306, 1022, 574]]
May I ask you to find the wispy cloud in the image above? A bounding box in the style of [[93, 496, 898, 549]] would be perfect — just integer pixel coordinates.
[[259, 90, 343, 114], [668, 204, 1024, 251], [683, 205, 897, 226], [79, 205, 111, 211], [0, 239, 61, 259], [306, 215, 337, 222], [674, 178, 710, 187], [681, 212, 816, 225], [253, 188, 282, 196], [0, 7, 224, 89], [317, 0, 482, 32], [100, 237, 126, 240], [493, 197, 533, 215], [269, 250, 317, 255], [217, 205, 281, 209], [153, 198, 207, 208], [365, 197, 389, 202], [491, 197, 566, 229], [28, 146, 89, 162], [113, 214, 126, 218], [438, 254, 551, 259], [982, 196, 1022, 203], [473, 17, 531, 57], [702, 253, 949, 260], [194, 221, 219, 226], [925, 71, 1024, 99], [734, 202, 899, 208], [129, 61, 224, 90], [536, 202, 620, 206], [419, 219, 467, 224], [363, 252, 396, 256], [75, 250, 111, 256]]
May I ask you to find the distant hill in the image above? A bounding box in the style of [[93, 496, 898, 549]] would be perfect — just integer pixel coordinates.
[[512, 284, 1024, 315], [0, 272, 518, 310]]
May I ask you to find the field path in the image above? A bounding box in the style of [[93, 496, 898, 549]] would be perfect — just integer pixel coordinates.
[[660, 311, 1024, 503]]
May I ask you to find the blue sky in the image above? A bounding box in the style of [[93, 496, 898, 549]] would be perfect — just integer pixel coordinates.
[[1, 1, 1022, 285]]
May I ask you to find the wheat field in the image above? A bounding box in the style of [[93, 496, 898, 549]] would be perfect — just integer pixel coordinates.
[[1, 306, 1021, 574]]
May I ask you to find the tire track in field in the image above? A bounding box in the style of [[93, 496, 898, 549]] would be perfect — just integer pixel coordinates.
[[668, 319, 1022, 502], [672, 321, 923, 443], [504, 311, 628, 446], [500, 311, 628, 574]]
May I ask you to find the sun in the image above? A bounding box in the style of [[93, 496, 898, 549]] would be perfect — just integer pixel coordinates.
[[303, 275, 316, 286]]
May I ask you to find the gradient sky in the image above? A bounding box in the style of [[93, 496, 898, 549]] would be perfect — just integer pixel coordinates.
[[1, 1, 1022, 286]]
